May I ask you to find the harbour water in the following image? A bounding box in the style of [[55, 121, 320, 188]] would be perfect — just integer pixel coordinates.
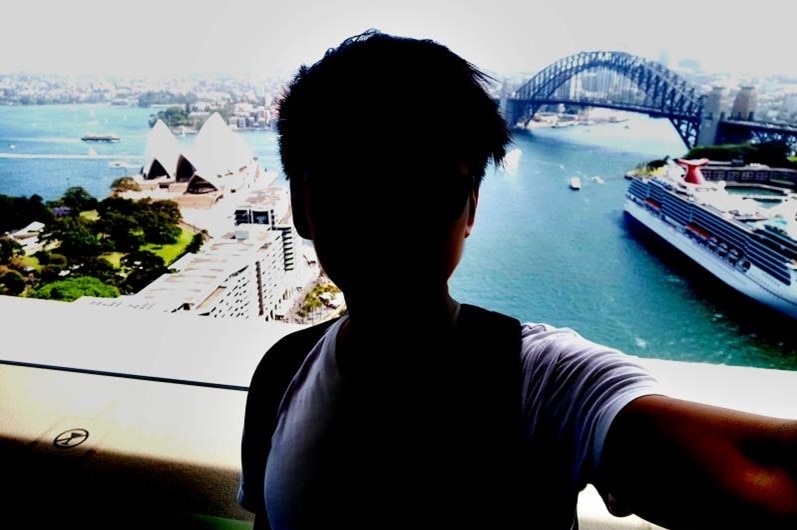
[[1, 104, 795, 369]]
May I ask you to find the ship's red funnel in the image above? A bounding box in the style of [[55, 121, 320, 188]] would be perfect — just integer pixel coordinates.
[[676, 158, 709, 185]]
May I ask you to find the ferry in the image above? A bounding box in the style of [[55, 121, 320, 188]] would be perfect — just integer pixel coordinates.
[[81, 132, 120, 142], [624, 159, 797, 319]]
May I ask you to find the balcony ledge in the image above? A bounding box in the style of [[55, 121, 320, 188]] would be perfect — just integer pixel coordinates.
[[1, 296, 795, 528]]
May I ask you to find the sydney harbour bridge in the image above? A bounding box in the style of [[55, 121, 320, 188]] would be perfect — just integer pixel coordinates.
[[500, 50, 797, 150]]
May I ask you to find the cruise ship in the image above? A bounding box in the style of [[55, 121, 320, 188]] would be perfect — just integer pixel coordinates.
[[624, 159, 797, 319]]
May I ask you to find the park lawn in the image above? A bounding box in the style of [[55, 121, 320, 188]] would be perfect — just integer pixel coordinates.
[[80, 210, 100, 221], [19, 255, 41, 271], [100, 252, 125, 268], [141, 227, 194, 266]]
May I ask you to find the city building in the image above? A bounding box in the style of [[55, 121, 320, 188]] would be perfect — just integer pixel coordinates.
[[233, 186, 298, 272], [8, 221, 46, 255], [141, 227, 283, 319], [79, 227, 285, 319]]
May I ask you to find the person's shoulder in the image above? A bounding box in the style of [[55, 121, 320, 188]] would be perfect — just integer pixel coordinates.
[[252, 317, 343, 380], [519, 322, 625, 364], [520, 322, 587, 344], [273, 317, 341, 350]]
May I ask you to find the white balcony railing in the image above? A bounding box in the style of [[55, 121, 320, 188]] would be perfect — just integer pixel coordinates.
[[1, 295, 795, 529]]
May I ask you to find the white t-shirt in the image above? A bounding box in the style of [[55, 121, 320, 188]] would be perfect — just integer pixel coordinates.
[[241, 317, 659, 529]]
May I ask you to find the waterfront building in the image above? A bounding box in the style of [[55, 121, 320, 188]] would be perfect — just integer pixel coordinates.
[[179, 113, 258, 194], [700, 162, 797, 187], [78, 226, 289, 320], [137, 113, 258, 196], [141, 120, 181, 182], [138, 226, 284, 320]]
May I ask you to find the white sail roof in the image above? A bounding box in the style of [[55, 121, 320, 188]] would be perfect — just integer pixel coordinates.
[[185, 112, 255, 192], [142, 120, 182, 179]]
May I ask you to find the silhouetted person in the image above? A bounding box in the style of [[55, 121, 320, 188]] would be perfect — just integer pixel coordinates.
[[240, 31, 797, 530]]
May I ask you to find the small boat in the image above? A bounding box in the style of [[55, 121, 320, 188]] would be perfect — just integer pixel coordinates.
[[108, 160, 138, 169], [8, 144, 15, 149], [569, 176, 582, 190]]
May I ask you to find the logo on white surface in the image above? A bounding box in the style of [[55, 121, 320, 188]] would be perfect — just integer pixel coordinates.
[[54, 428, 89, 449]]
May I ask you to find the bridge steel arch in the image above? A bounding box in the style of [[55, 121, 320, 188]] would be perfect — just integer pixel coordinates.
[[511, 51, 705, 148]]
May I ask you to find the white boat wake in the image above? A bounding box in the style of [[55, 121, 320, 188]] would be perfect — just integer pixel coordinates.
[[501, 148, 522, 175]]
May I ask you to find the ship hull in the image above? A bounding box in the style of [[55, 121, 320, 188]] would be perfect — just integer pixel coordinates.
[[624, 198, 797, 319]]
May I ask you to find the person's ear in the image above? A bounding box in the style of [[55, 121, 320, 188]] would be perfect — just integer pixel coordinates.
[[290, 176, 312, 240], [465, 189, 478, 238]]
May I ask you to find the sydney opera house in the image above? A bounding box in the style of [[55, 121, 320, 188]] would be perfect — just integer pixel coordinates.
[[139, 113, 259, 196]]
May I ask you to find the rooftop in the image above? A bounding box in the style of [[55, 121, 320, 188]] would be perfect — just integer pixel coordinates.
[[235, 185, 291, 222], [124, 228, 281, 311]]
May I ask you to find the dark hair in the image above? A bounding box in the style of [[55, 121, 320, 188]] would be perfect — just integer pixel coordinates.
[[277, 30, 510, 189]]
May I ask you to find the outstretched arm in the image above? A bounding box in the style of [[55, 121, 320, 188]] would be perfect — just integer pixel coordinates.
[[600, 395, 797, 529]]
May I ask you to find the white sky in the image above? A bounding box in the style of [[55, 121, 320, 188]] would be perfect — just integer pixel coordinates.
[[2, 0, 796, 78]]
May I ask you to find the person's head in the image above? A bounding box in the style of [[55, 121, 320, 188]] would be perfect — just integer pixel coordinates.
[[278, 30, 510, 299]]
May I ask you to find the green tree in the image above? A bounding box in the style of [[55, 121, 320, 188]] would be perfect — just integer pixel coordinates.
[[98, 197, 139, 218], [184, 231, 207, 254], [0, 193, 52, 234], [110, 177, 141, 193], [149, 107, 191, 128], [0, 237, 23, 264], [48, 253, 68, 268], [32, 276, 119, 302], [36, 253, 68, 283], [121, 250, 168, 293], [75, 257, 119, 286], [60, 186, 98, 212], [685, 141, 797, 169], [133, 202, 181, 245], [97, 211, 144, 251], [149, 200, 182, 224], [33, 250, 51, 265], [40, 216, 101, 258], [140, 212, 181, 244], [0, 269, 26, 295], [39, 264, 65, 283]]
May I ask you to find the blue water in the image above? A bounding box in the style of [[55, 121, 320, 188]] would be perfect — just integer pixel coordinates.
[[1, 105, 795, 369], [0, 104, 283, 200]]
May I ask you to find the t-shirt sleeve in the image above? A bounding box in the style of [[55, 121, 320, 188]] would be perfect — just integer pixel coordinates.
[[519, 323, 660, 490]]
